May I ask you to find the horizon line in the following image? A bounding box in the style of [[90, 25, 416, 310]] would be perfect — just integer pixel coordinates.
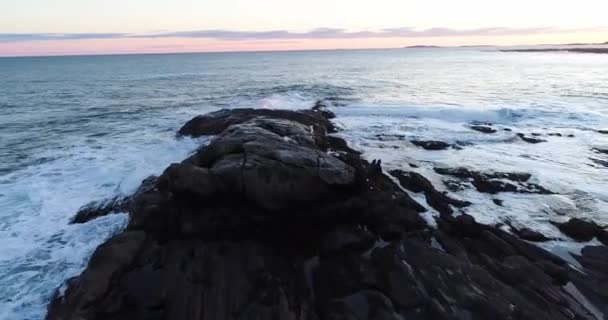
[[3, 41, 608, 58]]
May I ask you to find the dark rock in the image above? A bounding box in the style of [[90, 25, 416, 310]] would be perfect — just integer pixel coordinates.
[[410, 140, 452, 150], [597, 130, 608, 134], [434, 167, 551, 195], [469, 125, 497, 134], [47, 231, 147, 320], [548, 133, 563, 137], [517, 133, 547, 144], [178, 107, 336, 140], [511, 226, 552, 242], [71, 176, 158, 224], [493, 198, 504, 206], [567, 134, 575, 138], [592, 148, 608, 155], [598, 230, 608, 246], [312, 99, 336, 119], [320, 227, 375, 256], [503, 128, 513, 132], [555, 218, 604, 242], [390, 170, 470, 215], [49, 107, 607, 320], [590, 158, 608, 167], [159, 163, 216, 198], [443, 179, 469, 192]]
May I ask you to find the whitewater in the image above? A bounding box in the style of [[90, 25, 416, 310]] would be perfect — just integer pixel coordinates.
[[1, 48, 607, 319]]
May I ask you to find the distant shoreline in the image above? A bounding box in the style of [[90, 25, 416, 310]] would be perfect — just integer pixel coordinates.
[[502, 48, 608, 54]]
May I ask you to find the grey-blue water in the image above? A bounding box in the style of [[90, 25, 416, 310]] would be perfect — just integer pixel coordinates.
[[1, 48, 608, 319]]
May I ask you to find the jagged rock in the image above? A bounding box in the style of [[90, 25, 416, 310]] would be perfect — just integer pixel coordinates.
[[178, 108, 335, 140], [312, 99, 336, 119], [389, 170, 470, 215], [71, 176, 158, 224], [410, 140, 452, 150], [517, 133, 547, 144], [48, 107, 607, 320], [469, 125, 497, 134], [511, 226, 552, 242]]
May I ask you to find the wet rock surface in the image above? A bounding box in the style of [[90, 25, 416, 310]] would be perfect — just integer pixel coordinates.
[[49, 107, 608, 320], [434, 167, 553, 195], [468, 125, 497, 134], [517, 133, 547, 144], [555, 218, 607, 243], [410, 140, 453, 150]]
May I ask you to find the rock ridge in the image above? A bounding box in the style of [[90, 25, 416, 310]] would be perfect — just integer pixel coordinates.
[[48, 105, 608, 320]]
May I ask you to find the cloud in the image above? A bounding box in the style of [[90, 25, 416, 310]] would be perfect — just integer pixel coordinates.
[[1, 26, 605, 43]]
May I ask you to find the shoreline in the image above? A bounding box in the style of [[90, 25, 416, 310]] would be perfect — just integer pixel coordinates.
[[47, 103, 608, 320], [501, 48, 608, 54]]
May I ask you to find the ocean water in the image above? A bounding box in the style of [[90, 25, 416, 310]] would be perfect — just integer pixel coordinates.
[[1, 48, 608, 319]]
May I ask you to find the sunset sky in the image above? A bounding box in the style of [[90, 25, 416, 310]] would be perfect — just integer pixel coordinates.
[[1, 0, 607, 56]]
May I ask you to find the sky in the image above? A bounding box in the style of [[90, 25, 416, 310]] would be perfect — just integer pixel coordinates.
[[0, 0, 607, 56]]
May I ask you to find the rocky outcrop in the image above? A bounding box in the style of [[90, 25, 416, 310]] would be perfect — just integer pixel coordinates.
[[71, 176, 158, 224], [49, 107, 608, 320]]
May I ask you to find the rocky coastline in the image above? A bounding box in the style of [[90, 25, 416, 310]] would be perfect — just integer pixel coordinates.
[[47, 104, 608, 320]]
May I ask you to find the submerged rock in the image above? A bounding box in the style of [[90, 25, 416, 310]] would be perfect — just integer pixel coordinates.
[[469, 125, 497, 134], [592, 148, 608, 155], [410, 140, 452, 150], [590, 158, 608, 168], [48, 107, 608, 320], [517, 133, 547, 144]]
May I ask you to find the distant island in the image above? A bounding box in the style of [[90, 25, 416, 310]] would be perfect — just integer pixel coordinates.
[[404, 45, 442, 49], [560, 41, 608, 46], [502, 48, 608, 54]]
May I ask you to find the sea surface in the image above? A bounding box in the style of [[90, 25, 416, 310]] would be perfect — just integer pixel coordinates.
[[1, 48, 608, 319]]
